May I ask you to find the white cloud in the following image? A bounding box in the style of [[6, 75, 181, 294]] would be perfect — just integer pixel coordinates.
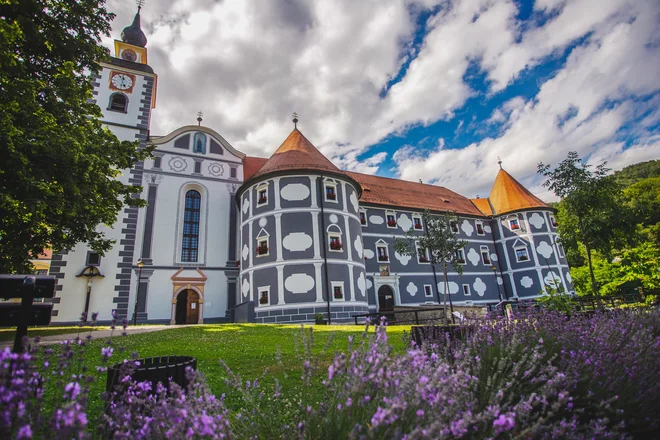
[[104, 0, 660, 194]]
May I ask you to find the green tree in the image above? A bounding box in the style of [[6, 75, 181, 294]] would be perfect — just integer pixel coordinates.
[[623, 177, 660, 246], [394, 210, 467, 324], [538, 152, 635, 296], [0, 1, 150, 273]]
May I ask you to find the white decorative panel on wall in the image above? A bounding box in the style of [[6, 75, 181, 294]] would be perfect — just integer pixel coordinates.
[[282, 233, 313, 252], [280, 183, 310, 201]]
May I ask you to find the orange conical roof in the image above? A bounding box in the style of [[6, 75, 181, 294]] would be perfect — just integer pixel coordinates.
[[487, 169, 550, 215], [247, 129, 341, 181]]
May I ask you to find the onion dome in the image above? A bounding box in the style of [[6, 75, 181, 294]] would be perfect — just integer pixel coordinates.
[[121, 8, 147, 48]]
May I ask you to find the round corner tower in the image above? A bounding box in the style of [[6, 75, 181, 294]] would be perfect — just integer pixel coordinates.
[[486, 168, 572, 299], [236, 128, 369, 323]]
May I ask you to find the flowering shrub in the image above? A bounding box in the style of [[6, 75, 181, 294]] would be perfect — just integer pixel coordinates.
[[1, 309, 659, 438]]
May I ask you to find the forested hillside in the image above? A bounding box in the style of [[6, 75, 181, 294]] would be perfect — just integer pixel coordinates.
[[562, 160, 660, 298]]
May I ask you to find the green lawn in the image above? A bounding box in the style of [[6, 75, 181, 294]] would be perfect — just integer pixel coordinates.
[[42, 324, 411, 421]]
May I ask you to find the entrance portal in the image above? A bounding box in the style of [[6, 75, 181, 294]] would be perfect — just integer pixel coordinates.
[[377, 285, 395, 312], [175, 289, 200, 324]]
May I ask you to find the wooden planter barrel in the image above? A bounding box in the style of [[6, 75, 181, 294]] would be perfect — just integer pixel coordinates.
[[411, 325, 474, 347], [106, 355, 197, 394]]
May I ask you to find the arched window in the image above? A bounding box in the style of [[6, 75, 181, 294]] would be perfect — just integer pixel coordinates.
[[181, 190, 201, 262], [108, 93, 128, 112], [193, 132, 207, 154]]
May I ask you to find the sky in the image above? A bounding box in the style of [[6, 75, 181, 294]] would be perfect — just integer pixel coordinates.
[[103, 0, 660, 201]]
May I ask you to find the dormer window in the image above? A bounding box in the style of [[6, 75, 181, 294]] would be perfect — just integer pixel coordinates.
[[476, 221, 485, 236], [386, 212, 397, 228], [455, 249, 466, 264], [108, 93, 128, 113], [450, 221, 459, 233], [359, 210, 367, 226], [324, 183, 337, 202], [413, 215, 423, 230], [480, 246, 491, 265], [376, 242, 389, 262]]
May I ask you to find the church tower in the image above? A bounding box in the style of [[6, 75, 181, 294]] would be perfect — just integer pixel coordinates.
[[92, 6, 157, 143], [47, 7, 158, 323]]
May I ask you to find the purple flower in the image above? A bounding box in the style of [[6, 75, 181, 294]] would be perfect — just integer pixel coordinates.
[[64, 382, 81, 400], [493, 413, 515, 432]]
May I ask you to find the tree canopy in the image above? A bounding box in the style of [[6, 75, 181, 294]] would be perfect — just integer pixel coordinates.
[[395, 210, 467, 320], [0, 0, 150, 273], [538, 152, 636, 296]]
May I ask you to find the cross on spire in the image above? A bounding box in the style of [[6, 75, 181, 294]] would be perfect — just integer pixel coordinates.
[[197, 111, 203, 126], [292, 112, 298, 129], [136, 0, 145, 10], [497, 156, 503, 169]]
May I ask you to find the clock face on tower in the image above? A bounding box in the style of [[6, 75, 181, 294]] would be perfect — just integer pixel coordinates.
[[110, 72, 134, 91]]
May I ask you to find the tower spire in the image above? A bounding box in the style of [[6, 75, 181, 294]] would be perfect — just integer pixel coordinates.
[[121, 1, 148, 48]]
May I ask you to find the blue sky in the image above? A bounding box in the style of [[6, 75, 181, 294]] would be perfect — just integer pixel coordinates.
[[105, 0, 660, 200]]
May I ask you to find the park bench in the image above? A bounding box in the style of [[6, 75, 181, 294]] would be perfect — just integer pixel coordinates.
[[0, 275, 56, 352]]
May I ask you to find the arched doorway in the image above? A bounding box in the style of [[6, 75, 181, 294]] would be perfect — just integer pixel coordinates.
[[377, 285, 395, 312], [175, 289, 200, 324]]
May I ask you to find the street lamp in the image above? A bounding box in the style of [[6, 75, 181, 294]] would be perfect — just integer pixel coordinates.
[[132, 259, 144, 326], [492, 265, 503, 302]]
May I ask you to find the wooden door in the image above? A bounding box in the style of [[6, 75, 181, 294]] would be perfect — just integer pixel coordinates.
[[186, 291, 199, 324], [378, 285, 395, 312]]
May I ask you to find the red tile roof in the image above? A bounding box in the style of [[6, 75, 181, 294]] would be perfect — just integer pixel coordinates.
[[487, 169, 551, 215], [246, 129, 341, 182], [243, 156, 268, 181], [345, 172, 486, 216]]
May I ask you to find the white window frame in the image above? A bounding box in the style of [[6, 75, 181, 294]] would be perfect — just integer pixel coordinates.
[[455, 248, 466, 265], [256, 183, 269, 207], [376, 241, 389, 263], [324, 181, 338, 203], [514, 246, 529, 263], [386, 211, 397, 229], [416, 242, 430, 264], [480, 246, 491, 265], [328, 232, 343, 252], [509, 218, 521, 231], [256, 237, 270, 258], [450, 221, 459, 234], [359, 209, 368, 227], [423, 284, 434, 298], [462, 284, 471, 296], [475, 221, 485, 236], [257, 286, 270, 307], [331, 281, 345, 302], [549, 214, 558, 228], [557, 242, 565, 258], [412, 214, 423, 231]]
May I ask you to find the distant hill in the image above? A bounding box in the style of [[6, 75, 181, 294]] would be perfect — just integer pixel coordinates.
[[612, 160, 660, 187]]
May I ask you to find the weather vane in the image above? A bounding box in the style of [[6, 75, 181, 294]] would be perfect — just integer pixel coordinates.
[[497, 156, 502, 169], [292, 112, 298, 129], [197, 111, 203, 126], [136, 0, 145, 10]]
